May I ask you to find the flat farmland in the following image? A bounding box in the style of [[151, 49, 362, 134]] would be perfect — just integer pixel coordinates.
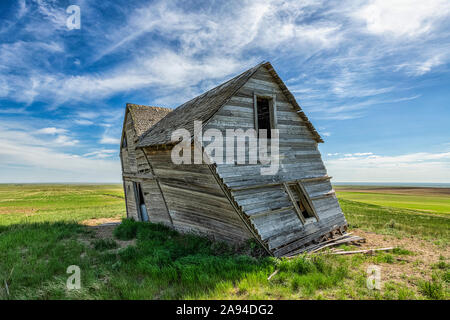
[[335, 186, 450, 215]]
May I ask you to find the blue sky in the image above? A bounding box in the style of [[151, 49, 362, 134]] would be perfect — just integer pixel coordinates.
[[0, 0, 449, 183]]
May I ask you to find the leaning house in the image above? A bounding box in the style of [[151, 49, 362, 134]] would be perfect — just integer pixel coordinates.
[[120, 62, 347, 257]]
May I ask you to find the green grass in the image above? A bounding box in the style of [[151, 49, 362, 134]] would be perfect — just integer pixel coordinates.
[[340, 199, 449, 242], [335, 189, 450, 215], [0, 184, 449, 300], [0, 219, 354, 299]]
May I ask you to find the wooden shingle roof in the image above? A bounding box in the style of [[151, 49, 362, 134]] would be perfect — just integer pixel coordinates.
[[137, 62, 322, 147], [127, 104, 172, 138]]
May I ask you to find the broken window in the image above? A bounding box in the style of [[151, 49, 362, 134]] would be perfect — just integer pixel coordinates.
[[284, 182, 318, 223]]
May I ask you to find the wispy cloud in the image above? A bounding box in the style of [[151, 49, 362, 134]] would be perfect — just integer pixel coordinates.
[[73, 119, 94, 126], [83, 149, 117, 159], [0, 120, 119, 183], [100, 135, 120, 145], [354, 0, 450, 38], [36, 127, 68, 135]]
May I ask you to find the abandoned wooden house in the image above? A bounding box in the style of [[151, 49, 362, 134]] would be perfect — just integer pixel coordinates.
[[120, 61, 347, 257]]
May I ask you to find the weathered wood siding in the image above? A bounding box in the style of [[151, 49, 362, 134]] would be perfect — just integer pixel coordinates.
[[124, 180, 139, 220], [143, 148, 252, 243], [124, 112, 138, 173], [121, 110, 171, 224], [204, 66, 347, 255]]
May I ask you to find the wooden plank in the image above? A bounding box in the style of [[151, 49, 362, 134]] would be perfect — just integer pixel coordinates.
[[310, 190, 335, 201], [300, 176, 332, 183], [228, 176, 331, 192], [268, 214, 347, 252], [122, 173, 154, 179], [332, 247, 394, 256], [271, 93, 277, 129], [207, 164, 271, 255], [253, 91, 258, 133], [248, 205, 294, 218]]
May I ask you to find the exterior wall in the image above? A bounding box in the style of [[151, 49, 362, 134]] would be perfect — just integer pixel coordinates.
[[140, 178, 172, 226], [203, 66, 346, 255], [124, 180, 139, 220], [121, 110, 171, 225], [143, 147, 252, 243], [124, 112, 138, 173], [123, 176, 172, 226]]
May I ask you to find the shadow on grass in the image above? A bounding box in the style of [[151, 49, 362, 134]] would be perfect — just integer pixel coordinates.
[[0, 220, 275, 299], [0, 219, 358, 300]]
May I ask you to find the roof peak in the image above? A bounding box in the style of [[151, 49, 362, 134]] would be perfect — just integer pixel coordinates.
[[136, 61, 322, 147]]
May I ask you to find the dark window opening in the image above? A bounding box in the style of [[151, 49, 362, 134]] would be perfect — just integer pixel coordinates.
[[257, 97, 272, 139], [288, 184, 315, 220], [122, 135, 127, 148]]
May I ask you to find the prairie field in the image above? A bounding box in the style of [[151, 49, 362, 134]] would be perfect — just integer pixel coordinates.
[[0, 184, 448, 300], [335, 186, 450, 215]]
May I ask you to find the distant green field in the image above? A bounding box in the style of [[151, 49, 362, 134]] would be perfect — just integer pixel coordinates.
[[0, 184, 125, 226], [335, 187, 450, 215]]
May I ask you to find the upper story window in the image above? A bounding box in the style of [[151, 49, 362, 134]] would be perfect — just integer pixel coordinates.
[[122, 135, 127, 148], [257, 97, 271, 138], [254, 94, 277, 139]]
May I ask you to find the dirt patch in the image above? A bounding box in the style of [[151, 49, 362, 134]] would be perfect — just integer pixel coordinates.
[[350, 229, 449, 287], [87, 224, 135, 249], [336, 187, 450, 197], [81, 217, 122, 226]]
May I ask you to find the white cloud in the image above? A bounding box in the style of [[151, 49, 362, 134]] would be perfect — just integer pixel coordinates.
[[326, 151, 450, 182], [403, 54, 448, 76], [36, 127, 68, 135], [17, 0, 28, 19], [0, 121, 120, 183], [354, 0, 450, 37], [1, 0, 449, 112], [100, 135, 120, 145], [54, 135, 79, 147], [343, 152, 374, 157], [73, 119, 94, 126], [33, 0, 67, 30], [83, 149, 117, 159], [0, 0, 347, 106]]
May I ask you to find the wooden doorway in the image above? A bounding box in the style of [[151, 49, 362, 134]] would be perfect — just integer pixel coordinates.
[[133, 182, 149, 222]]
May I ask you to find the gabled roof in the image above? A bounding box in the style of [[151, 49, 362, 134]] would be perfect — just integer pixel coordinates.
[[126, 104, 172, 138], [137, 61, 322, 147]]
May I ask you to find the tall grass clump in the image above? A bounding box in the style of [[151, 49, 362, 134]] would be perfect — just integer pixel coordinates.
[[275, 254, 349, 296]]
